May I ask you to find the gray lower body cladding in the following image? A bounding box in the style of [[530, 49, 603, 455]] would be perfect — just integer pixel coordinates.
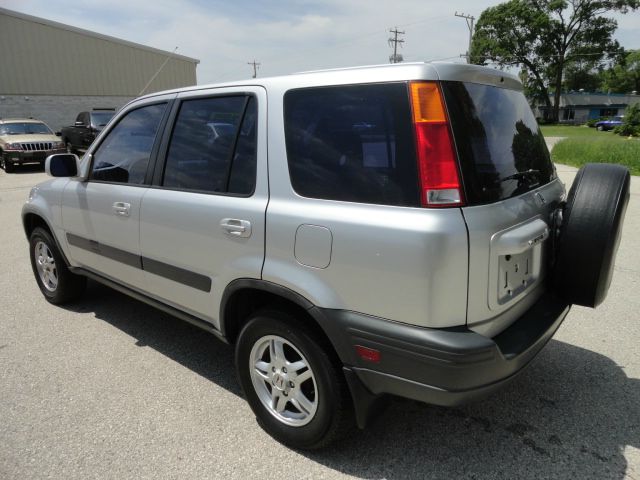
[[316, 291, 570, 416]]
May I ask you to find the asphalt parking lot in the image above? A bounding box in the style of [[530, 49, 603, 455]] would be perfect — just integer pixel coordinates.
[[1, 162, 638, 480]]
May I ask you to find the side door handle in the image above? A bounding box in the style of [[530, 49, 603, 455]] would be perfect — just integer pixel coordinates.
[[112, 202, 131, 217], [220, 218, 251, 238]]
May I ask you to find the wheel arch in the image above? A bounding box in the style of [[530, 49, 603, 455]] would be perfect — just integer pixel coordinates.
[[22, 212, 71, 267], [220, 279, 335, 352]]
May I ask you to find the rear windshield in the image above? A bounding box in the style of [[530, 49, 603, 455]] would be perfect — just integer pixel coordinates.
[[442, 82, 555, 205], [284, 83, 419, 207]]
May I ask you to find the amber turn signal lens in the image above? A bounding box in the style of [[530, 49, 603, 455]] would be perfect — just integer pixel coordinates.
[[410, 82, 446, 123]]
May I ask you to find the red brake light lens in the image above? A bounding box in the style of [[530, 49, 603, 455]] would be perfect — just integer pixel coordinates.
[[409, 82, 464, 207]]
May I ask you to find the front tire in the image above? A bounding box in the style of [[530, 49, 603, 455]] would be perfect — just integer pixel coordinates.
[[4, 158, 15, 173], [29, 227, 86, 304], [235, 310, 352, 449]]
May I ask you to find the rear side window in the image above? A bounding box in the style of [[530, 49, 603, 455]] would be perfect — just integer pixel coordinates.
[[284, 83, 419, 207], [442, 82, 555, 205], [162, 96, 256, 194]]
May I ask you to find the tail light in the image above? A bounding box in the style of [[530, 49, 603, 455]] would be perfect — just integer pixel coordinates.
[[409, 82, 464, 207]]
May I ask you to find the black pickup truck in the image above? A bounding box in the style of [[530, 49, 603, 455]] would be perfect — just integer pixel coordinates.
[[60, 109, 115, 153]]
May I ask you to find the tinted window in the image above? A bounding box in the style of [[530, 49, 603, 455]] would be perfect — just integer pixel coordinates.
[[284, 83, 419, 206], [162, 96, 247, 193], [228, 96, 257, 195], [91, 103, 166, 184], [442, 82, 554, 204]]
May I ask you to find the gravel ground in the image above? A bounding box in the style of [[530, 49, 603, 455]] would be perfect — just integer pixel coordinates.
[[0, 163, 638, 480]]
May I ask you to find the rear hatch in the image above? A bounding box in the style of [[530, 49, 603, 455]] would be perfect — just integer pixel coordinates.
[[436, 66, 565, 336]]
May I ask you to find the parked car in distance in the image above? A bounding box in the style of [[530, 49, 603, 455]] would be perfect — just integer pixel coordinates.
[[60, 109, 115, 154], [22, 62, 631, 449], [595, 115, 624, 131], [0, 118, 66, 172]]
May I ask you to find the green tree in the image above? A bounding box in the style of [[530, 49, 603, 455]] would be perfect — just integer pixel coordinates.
[[563, 62, 604, 92], [602, 49, 640, 93], [471, 0, 638, 121], [613, 102, 640, 136]]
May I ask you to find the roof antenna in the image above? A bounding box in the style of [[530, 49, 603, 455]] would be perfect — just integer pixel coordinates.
[[139, 46, 179, 96]]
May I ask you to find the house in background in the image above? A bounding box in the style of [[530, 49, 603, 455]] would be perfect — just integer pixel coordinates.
[[534, 91, 640, 124]]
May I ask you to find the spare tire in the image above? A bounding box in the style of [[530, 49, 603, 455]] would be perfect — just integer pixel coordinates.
[[553, 163, 630, 308]]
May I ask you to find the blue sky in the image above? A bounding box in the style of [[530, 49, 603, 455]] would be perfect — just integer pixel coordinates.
[[3, 0, 639, 85]]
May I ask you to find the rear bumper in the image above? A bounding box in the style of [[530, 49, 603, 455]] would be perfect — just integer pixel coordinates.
[[316, 292, 570, 416]]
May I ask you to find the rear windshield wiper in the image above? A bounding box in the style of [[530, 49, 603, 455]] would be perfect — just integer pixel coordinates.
[[499, 169, 541, 184]]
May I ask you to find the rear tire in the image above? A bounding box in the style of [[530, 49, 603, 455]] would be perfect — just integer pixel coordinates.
[[235, 310, 352, 449], [553, 163, 630, 307], [29, 227, 86, 304]]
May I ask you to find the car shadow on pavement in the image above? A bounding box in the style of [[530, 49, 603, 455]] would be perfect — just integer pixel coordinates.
[[65, 280, 241, 396], [307, 340, 639, 479], [68, 281, 638, 480]]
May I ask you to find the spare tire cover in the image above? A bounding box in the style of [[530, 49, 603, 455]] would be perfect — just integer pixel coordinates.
[[553, 163, 630, 308]]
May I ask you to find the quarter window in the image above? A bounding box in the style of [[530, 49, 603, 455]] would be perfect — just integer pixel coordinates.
[[284, 83, 419, 206], [228, 96, 257, 195], [162, 96, 255, 194], [91, 103, 166, 184]]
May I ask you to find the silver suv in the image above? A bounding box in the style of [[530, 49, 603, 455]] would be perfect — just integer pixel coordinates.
[[22, 62, 630, 449]]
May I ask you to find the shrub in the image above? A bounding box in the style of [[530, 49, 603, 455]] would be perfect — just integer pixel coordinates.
[[616, 103, 640, 137], [586, 118, 602, 128], [613, 124, 640, 136]]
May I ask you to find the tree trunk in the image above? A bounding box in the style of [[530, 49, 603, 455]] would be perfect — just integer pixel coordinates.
[[552, 58, 565, 123], [529, 67, 553, 120]]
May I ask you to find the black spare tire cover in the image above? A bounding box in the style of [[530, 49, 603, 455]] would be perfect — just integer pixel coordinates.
[[553, 163, 630, 308]]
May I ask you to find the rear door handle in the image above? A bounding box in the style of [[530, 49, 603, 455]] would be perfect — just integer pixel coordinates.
[[112, 202, 131, 217], [220, 218, 251, 238]]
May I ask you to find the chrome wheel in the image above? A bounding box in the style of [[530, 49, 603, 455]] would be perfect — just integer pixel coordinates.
[[249, 335, 318, 427], [34, 241, 58, 292]]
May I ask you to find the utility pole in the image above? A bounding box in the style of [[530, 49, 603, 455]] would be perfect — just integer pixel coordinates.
[[247, 60, 260, 78], [388, 27, 405, 64], [454, 12, 475, 63]]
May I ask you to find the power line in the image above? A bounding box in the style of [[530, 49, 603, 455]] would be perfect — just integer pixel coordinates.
[[395, 15, 450, 28], [388, 27, 405, 63], [454, 12, 475, 64], [212, 16, 453, 81], [247, 60, 261, 78]]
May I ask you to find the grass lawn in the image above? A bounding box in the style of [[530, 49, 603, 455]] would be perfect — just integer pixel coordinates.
[[540, 125, 640, 175]]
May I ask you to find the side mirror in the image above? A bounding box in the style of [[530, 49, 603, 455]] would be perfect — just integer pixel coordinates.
[[45, 154, 79, 177], [55, 131, 61, 136]]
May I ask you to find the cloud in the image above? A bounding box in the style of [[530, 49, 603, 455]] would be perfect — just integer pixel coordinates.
[[3, 0, 638, 86]]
